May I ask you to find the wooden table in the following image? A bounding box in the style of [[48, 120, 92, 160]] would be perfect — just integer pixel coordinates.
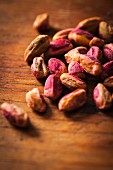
[[0, 0, 113, 169]]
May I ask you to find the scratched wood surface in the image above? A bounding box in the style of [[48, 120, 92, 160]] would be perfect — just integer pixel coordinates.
[[0, 0, 113, 170]]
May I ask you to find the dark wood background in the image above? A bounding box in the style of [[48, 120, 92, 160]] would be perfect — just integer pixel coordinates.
[[0, 0, 113, 170]]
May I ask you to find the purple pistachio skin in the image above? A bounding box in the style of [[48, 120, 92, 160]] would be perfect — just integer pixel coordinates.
[[44, 74, 63, 100], [68, 28, 94, 47], [101, 61, 113, 80], [48, 58, 67, 77], [87, 46, 102, 61], [68, 61, 85, 78], [103, 43, 113, 61], [1, 103, 29, 127], [93, 83, 112, 110], [44, 38, 73, 59], [58, 89, 87, 111], [73, 29, 94, 39]]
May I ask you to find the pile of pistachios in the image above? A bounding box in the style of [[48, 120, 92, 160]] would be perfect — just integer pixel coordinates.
[[1, 14, 113, 127]]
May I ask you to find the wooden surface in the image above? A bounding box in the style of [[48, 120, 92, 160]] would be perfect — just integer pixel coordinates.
[[0, 0, 113, 170]]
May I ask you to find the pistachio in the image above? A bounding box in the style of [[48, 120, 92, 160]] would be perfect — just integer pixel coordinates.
[[44, 74, 63, 100], [76, 17, 103, 34], [33, 13, 50, 32], [103, 76, 113, 88], [1, 103, 29, 127], [101, 61, 113, 79], [24, 35, 50, 63], [68, 61, 85, 78], [68, 28, 94, 47], [89, 37, 104, 48], [44, 38, 73, 60], [79, 54, 102, 76], [93, 83, 112, 110], [26, 88, 47, 112], [103, 43, 113, 61], [99, 21, 113, 43], [58, 89, 87, 111], [65, 46, 87, 63], [87, 46, 102, 61], [60, 73, 86, 90], [31, 57, 49, 79], [52, 28, 73, 40], [48, 58, 67, 77]]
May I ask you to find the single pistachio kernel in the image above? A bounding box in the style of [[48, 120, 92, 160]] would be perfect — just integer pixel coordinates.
[[26, 88, 47, 112], [79, 54, 102, 76], [44, 38, 73, 60], [89, 37, 105, 48], [76, 17, 103, 34], [103, 76, 113, 88], [65, 46, 87, 63], [99, 21, 113, 43], [101, 61, 113, 80], [68, 28, 94, 47], [48, 58, 67, 77], [24, 34, 50, 63], [52, 28, 73, 40], [68, 61, 85, 78], [93, 83, 112, 110], [103, 43, 113, 61], [1, 103, 29, 127], [31, 57, 49, 79], [44, 74, 63, 100], [58, 89, 87, 111], [87, 46, 102, 61], [33, 13, 50, 32], [60, 73, 86, 90]]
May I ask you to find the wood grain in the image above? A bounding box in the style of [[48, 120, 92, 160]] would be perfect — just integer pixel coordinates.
[[0, 0, 113, 170]]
